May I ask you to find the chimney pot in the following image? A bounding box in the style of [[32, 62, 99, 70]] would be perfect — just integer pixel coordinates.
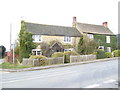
[[73, 16, 77, 22], [103, 22, 108, 27]]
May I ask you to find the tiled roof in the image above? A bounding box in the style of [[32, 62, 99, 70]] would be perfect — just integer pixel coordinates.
[[26, 22, 82, 37], [76, 22, 114, 35]]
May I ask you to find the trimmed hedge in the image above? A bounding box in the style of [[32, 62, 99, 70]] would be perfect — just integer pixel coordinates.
[[51, 52, 64, 58], [96, 50, 107, 59], [29, 55, 46, 59], [105, 52, 112, 58], [112, 50, 120, 57]]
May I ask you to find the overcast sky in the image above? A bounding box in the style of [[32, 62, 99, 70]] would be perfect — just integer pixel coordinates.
[[0, 0, 119, 51]]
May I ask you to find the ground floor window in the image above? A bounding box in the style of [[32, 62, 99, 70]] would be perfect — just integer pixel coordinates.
[[98, 46, 104, 50], [107, 47, 111, 52], [64, 48, 73, 52], [32, 49, 41, 55]]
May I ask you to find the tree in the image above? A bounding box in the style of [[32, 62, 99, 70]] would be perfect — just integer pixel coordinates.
[[77, 35, 98, 55], [18, 21, 33, 63], [0, 45, 6, 58]]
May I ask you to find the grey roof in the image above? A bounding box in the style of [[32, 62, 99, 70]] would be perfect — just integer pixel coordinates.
[[26, 22, 82, 37], [76, 22, 114, 35]]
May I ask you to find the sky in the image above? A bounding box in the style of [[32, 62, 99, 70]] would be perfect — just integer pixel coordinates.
[[0, 0, 119, 51]]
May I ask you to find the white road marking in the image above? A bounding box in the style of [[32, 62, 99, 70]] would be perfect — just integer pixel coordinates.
[[103, 79, 116, 83], [85, 84, 100, 88]]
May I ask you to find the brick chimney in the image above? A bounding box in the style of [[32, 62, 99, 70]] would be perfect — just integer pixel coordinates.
[[73, 16, 77, 22], [102, 22, 108, 27], [72, 16, 77, 27]]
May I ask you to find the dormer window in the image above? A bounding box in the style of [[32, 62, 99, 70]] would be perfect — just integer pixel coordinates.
[[32, 35, 42, 42]]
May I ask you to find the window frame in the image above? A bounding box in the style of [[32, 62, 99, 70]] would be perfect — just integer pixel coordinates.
[[64, 36, 71, 43], [98, 46, 104, 50], [106, 36, 110, 43], [87, 33, 94, 39], [32, 49, 41, 55], [32, 35, 42, 42], [107, 47, 111, 52]]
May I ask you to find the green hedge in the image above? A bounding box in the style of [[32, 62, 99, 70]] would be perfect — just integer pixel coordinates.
[[29, 55, 46, 59], [105, 52, 112, 58], [112, 50, 120, 57], [96, 50, 107, 59], [51, 52, 64, 58]]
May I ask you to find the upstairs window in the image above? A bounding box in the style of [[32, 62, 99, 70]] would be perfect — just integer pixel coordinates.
[[64, 36, 71, 43], [106, 36, 110, 43], [32, 35, 42, 42], [87, 34, 94, 39]]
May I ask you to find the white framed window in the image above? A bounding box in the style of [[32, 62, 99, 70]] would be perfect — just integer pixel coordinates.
[[98, 46, 104, 50], [32, 49, 41, 55], [87, 33, 94, 39], [106, 36, 110, 43], [64, 36, 71, 43], [32, 35, 42, 42], [107, 47, 111, 52], [64, 48, 73, 52]]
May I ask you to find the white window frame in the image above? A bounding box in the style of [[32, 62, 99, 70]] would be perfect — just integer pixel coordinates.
[[106, 36, 110, 43], [107, 47, 111, 52], [32, 35, 42, 42], [87, 33, 94, 39], [64, 36, 71, 43], [32, 49, 41, 55], [64, 48, 73, 52], [98, 46, 104, 50]]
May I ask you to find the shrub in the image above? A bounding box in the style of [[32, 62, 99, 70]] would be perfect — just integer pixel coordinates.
[[92, 52, 97, 55], [29, 55, 47, 66], [96, 50, 107, 59], [39, 59, 49, 66], [51, 52, 64, 58], [105, 52, 112, 58], [64, 51, 79, 63], [112, 50, 119, 57], [29, 55, 46, 59]]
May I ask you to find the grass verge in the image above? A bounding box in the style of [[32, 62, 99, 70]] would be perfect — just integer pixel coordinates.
[[0, 62, 32, 69]]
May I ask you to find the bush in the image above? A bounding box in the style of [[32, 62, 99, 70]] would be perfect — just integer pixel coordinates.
[[51, 52, 64, 58], [29, 55, 48, 66], [64, 51, 79, 63], [96, 50, 107, 59], [105, 52, 112, 58], [92, 52, 97, 55], [29, 55, 46, 59], [112, 50, 120, 57]]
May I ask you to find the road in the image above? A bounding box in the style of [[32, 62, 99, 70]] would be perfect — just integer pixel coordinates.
[[0, 59, 118, 88]]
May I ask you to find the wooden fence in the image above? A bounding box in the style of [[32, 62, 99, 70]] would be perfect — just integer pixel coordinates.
[[22, 54, 96, 66], [70, 55, 96, 63], [22, 57, 64, 66]]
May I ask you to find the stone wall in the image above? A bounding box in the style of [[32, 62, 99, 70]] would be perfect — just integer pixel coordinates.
[[41, 35, 80, 46]]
